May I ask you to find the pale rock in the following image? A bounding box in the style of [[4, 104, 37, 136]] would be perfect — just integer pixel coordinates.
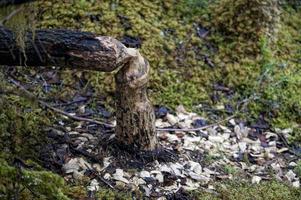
[[216, 104, 224, 110], [140, 171, 151, 178], [103, 157, 111, 168], [268, 141, 276, 147], [167, 133, 180, 142], [208, 135, 224, 143], [163, 182, 179, 191], [113, 169, 129, 184], [166, 113, 178, 125], [115, 168, 124, 177], [229, 119, 236, 126], [190, 161, 203, 175], [208, 185, 215, 190], [78, 157, 92, 170], [288, 162, 297, 167], [242, 138, 261, 145], [222, 133, 231, 140], [203, 168, 219, 175], [93, 163, 102, 172], [73, 171, 84, 180], [109, 134, 115, 140], [207, 128, 217, 136], [176, 105, 188, 114], [265, 132, 278, 140], [170, 163, 183, 176], [240, 127, 250, 138], [220, 125, 232, 133], [189, 172, 210, 184], [87, 179, 99, 192], [63, 158, 80, 174], [103, 173, 111, 180], [77, 137, 88, 142], [238, 142, 247, 153], [133, 177, 146, 186], [155, 173, 164, 183], [183, 178, 200, 190], [292, 180, 300, 188], [160, 164, 171, 173], [142, 185, 151, 197], [113, 175, 129, 184], [251, 176, 262, 184], [177, 113, 189, 121], [178, 119, 193, 129], [68, 131, 79, 135], [271, 163, 281, 173], [234, 125, 242, 140], [155, 119, 163, 127], [285, 170, 296, 182], [277, 148, 289, 153], [281, 128, 293, 134]]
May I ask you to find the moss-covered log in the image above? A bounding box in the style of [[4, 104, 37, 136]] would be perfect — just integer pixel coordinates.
[[0, 26, 131, 71], [0, 26, 157, 151], [0, 0, 34, 7]]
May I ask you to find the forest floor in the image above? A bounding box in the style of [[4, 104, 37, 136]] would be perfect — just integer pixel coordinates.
[[1, 0, 301, 199]]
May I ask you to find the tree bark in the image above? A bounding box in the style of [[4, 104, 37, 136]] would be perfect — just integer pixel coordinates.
[[0, 0, 35, 7], [0, 26, 131, 71], [0, 26, 157, 151], [115, 49, 157, 150]]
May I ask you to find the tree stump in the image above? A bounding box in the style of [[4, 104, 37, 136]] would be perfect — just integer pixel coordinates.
[[115, 49, 157, 150]]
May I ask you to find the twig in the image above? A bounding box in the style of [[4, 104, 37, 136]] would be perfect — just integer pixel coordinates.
[[8, 78, 115, 128], [156, 115, 236, 132], [7, 77, 236, 132], [97, 176, 114, 189]]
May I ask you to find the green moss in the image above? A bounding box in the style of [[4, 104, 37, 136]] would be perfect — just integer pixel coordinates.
[[294, 160, 301, 178], [0, 159, 69, 200], [32, 0, 301, 142], [193, 180, 301, 200]]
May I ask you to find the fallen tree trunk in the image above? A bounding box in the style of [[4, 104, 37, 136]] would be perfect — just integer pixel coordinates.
[[0, 0, 34, 6], [0, 26, 157, 151], [0, 26, 130, 71]]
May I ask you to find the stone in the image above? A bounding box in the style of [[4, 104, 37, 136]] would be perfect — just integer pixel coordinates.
[[292, 180, 300, 188], [238, 142, 247, 153], [87, 179, 99, 192], [63, 158, 80, 174], [208, 135, 224, 143], [155, 173, 164, 183], [285, 170, 296, 182], [251, 176, 262, 184], [189, 172, 210, 184], [140, 171, 151, 178], [166, 113, 178, 125]]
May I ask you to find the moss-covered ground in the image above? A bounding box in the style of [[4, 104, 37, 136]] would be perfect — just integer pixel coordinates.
[[0, 0, 301, 199], [34, 0, 301, 142]]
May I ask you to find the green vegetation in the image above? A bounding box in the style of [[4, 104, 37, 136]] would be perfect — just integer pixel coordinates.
[[33, 0, 301, 142], [195, 180, 301, 200], [0, 159, 68, 199], [295, 160, 301, 178]]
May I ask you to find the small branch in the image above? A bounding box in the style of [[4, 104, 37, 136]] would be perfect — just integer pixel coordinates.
[[156, 115, 236, 132], [8, 78, 115, 128]]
